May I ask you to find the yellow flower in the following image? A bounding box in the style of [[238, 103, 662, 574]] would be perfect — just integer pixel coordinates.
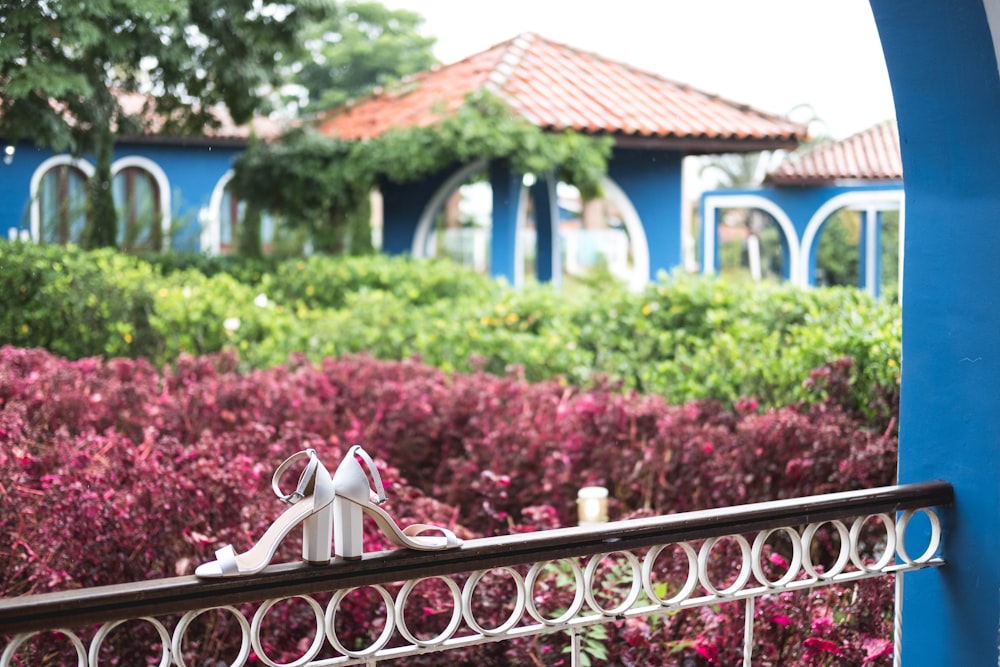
[[123, 333, 133, 344], [19, 324, 29, 334]]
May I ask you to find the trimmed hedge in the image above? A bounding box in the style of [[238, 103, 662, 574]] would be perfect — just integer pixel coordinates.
[[0, 241, 901, 425]]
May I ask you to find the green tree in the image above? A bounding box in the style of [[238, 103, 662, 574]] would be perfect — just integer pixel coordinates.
[[0, 0, 329, 249], [292, 1, 437, 113], [232, 91, 613, 255]]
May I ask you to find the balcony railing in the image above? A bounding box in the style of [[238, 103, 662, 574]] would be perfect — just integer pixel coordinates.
[[0, 481, 952, 666]]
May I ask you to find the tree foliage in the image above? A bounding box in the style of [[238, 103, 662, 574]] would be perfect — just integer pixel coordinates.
[[292, 1, 438, 113], [0, 0, 330, 248], [232, 90, 613, 250]]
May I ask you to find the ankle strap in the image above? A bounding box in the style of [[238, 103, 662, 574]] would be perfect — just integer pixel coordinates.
[[350, 445, 387, 505], [272, 449, 319, 505]]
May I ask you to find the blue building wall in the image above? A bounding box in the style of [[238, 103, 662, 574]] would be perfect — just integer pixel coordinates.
[[700, 182, 904, 292], [608, 148, 684, 281], [871, 0, 1000, 664], [0, 139, 243, 250]]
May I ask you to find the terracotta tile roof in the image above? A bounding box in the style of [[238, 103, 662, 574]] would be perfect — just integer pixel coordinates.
[[765, 119, 901, 185], [112, 91, 289, 145], [316, 32, 805, 152]]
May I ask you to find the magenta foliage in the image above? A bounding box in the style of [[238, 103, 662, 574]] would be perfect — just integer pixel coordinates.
[[0, 346, 898, 665]]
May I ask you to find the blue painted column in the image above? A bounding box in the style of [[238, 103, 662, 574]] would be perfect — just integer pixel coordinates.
[[857, 208, 883, 297], [488, 160, 522, 285], [609, 148, 683, 281], [530, 172, 560, 285], [872, 1, 1000, 664]]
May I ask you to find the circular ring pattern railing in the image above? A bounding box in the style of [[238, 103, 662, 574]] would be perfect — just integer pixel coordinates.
[[0, 505, 948, 667], [90, 617, 171, 667], [251, 596, 326, 667], [172, 606, 251, 667], [395, 576, 464, 647], [462, 567, 527, 636], [325, 585, 396, 659]]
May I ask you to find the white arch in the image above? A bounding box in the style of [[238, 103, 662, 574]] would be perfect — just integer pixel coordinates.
[[110, 155, 172, 249], [202, 169, 235, 255], [28, 155, 95, 242], [412, 159, 488, 257], [701, 193, 801, 285], [599, 176, 649, 292], [799, 189, 904, 287], [412, 161, 649, 290]]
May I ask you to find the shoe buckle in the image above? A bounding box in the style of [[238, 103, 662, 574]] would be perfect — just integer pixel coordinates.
[[280, 490, 305, 505]]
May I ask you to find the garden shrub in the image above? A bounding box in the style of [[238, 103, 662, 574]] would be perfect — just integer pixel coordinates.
[[1, 347, 897, 665], [263, 253, 499, 310], [0, 241, 159, 360], [0, 240, 901, 426]]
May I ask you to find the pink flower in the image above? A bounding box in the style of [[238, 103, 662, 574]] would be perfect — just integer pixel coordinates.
[[770, 614, 792, 626], [804, 637, 845, 657]]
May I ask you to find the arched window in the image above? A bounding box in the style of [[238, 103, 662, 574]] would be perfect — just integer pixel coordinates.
[[37, 164, 89, 245], [216, 179, 279, 255], [113, 166, 162, 251]]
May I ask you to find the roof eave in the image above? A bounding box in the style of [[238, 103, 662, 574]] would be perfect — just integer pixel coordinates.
[[612, 134, 802, 154]]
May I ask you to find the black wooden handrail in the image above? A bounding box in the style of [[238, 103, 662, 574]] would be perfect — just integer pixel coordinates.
[[0, 481, 953, 635]]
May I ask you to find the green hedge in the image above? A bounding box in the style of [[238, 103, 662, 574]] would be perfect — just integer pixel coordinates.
[[0, 241, 901, 422]]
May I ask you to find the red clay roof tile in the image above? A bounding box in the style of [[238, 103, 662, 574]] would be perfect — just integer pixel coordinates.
[[765, 119, 900, 185], [316, 32, 805, 151]]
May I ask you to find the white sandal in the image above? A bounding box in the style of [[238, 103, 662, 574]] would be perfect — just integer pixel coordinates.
[[195, 449, 335, 577], [332, 445, 462, 560]]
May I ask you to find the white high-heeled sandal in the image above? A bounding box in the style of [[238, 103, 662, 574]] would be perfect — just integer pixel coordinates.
[[195, 449, 335, 577], [332, 445, 462, 560]]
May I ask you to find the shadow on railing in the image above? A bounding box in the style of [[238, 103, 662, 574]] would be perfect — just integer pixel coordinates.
[[0, 481, 952, 666]]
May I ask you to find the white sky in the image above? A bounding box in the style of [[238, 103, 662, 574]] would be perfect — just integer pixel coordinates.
[[383, 0, 895, 140]]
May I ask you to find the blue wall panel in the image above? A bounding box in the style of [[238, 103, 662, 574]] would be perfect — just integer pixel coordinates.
[[0, 140, 242, 250], [608, 148, 683, 281], [871, 0, 1000, 664]]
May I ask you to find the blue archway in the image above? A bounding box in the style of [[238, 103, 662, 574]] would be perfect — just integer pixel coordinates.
[[871, 1, 1000, 664]]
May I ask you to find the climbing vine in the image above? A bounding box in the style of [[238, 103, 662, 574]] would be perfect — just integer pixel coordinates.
[[231, 90, 613, 252]]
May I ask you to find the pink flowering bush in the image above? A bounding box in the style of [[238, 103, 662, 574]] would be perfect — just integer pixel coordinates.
[[0, 346, 896, 665]]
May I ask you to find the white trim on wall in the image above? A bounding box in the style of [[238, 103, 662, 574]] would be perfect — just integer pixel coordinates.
[[28, 155, 95, 241], [202, 170, 235, 255], [110, 155, 172, 249], [702, 193, 802, 285], [799, 189, 904, 286], [412, 159, 488, 257], [599, 177, 649, 292]]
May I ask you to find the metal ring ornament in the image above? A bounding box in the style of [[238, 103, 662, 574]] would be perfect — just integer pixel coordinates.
[[850, 513, 897, 571], [1, 629, 87, 667], [395, 576, 463, 647], [801, 520, 851, 579], [525, 559, 586, 625], [89, 617, 171, 667], [462, 567, 527, 636], [751, 527, 803, 587], [896, 508, 942, 564], [171, 606, 251, 667], [583, 551, 643, 616], [698, 534, 752, 597], [325, 585, 396, 659], [251, 596, 326, 667], [642, 541, 699, 606]]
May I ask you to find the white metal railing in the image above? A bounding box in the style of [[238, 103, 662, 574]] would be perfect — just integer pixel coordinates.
[[0, 482, 951, 667]]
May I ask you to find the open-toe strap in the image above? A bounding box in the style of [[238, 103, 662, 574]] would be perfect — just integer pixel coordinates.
[[195, 544, 240, 577], [401, 523, 461, 549]]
